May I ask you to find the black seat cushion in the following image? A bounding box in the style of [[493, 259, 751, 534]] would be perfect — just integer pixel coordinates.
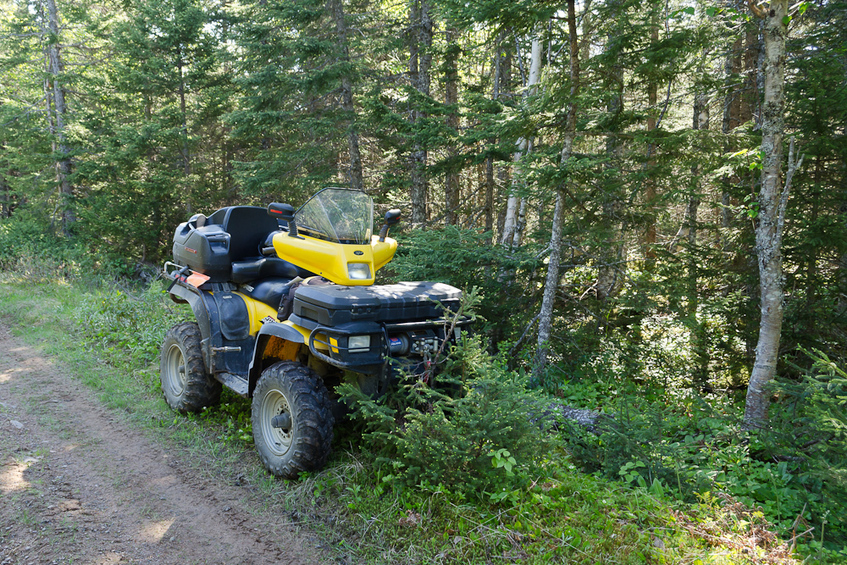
[[241, 278, 295, 310], [231, 257, 313, 285], [206, 206, 279, 262]]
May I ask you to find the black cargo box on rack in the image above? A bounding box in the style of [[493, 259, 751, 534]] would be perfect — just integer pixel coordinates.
[[290, 281, 462, 329], [172, 206, 280, 282]]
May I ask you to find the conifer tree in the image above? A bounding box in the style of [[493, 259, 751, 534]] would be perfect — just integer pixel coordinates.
[[228, 0, 367, 201]]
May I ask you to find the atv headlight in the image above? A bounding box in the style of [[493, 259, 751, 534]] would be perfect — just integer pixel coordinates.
[[347, 263, 371, 280], [348, 335, 370, 353]]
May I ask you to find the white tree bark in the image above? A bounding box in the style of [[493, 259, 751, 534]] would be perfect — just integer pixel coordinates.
[[743, 0, 801, 427], [501, 37, 541, 247], [45, 0, 73, 231], [535, 0, 579, 381]]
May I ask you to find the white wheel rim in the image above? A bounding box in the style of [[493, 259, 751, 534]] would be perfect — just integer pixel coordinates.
[[260, 389, 293, 457], [164, 344, 187, 397]]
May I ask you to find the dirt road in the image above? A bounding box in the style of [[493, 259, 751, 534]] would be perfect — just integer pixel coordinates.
[[0, 323, 328, 565]]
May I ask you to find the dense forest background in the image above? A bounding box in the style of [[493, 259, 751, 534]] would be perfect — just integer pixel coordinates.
[[3, 0, 845, 385], [1, 0, 846, 553]]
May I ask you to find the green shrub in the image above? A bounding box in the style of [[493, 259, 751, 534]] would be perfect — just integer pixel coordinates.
[[339, 335, 560, 504], [387, 226, 541, 342], [74, 282, 188, 370], [762, 349, 847, 551]]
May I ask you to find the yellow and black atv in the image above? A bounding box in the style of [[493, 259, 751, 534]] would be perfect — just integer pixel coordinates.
[[161, 188, 468, 478]]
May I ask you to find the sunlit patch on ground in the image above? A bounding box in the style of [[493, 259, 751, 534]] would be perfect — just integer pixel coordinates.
[[0, 456, 38, 494], [0, 362, 30, 383], [139, 518, 176, 544]]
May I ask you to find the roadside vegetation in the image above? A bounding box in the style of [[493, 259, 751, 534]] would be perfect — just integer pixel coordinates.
[[3, 0, 845, 560], [1, 233, 843, 564]]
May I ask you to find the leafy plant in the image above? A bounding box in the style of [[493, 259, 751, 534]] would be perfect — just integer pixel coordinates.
[[761, 349, 847, 551], [339, 334, 560, 503]]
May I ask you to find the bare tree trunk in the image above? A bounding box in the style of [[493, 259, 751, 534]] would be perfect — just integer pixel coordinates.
[[689, 84, 709, 389], [176, 48, 192, 215], [444, 27, 460, 225], [45, 0, 73, 232], [744, 0, 800, 427], [408, 0, 432, 225], [643, 9, 659, 262], [502, 36, 540, 247], [535, 0, 579, 381], [331, 0, 363, 192], [840, 173, 847, 313], [513, 196, 526, 248]]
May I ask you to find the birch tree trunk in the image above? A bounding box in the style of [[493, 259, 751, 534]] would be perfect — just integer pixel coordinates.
[[408, 0, 432, 225], [689, 86, 709, 388], [535, 0, 579, 381], [331, 0, 363, 192], [743, 0, 797, 427], [45, 0, 73, 232], [177, 47, 192, 215], [501, 36, 540, 247]]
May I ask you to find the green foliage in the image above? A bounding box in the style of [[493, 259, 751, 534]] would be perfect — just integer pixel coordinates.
[[761, 349, 847, 551], [562, 385, 741, 498], [387, 226, 540, 342], [74, 283, 188, 371], [199, 394, 254, 447], [556, 358, 847, 559], [340, 335, 559, 503], [0, 215, 92, 281]]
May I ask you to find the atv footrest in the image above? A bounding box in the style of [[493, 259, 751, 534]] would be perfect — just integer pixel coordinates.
[[216, 372, 249, 397]]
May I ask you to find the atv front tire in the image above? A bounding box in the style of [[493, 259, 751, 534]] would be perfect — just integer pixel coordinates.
[[160, 322, 221, 413], [252, 362, 334, 478]]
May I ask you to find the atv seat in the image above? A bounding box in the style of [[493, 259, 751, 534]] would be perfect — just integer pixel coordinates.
[[206, 206, 280, 262], [240, 277, 296, 311], [231, 257, 312, 285]]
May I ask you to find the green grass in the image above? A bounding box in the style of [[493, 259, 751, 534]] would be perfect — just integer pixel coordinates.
[[0, 269, 809, 564]]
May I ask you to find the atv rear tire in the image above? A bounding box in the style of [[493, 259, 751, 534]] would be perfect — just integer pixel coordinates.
[[252, 362, 334, 478], [160, 322, 221, 413]]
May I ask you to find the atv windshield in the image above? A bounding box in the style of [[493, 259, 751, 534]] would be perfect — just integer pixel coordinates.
[[295, 188, 373, 245]]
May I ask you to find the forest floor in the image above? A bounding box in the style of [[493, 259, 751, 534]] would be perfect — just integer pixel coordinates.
[[0, 321, 329, 565]]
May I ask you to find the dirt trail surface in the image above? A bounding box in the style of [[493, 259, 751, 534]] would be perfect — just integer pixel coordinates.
[[0, 324, 327, 565]]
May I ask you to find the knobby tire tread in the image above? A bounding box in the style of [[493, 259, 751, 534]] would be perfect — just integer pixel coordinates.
[[252, 361, 334, 478], [161, 322, 221, 413]]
